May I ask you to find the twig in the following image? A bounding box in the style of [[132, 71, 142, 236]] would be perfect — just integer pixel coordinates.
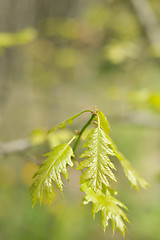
[[0, 139, 30, 157], [1, 110, 160, 158]]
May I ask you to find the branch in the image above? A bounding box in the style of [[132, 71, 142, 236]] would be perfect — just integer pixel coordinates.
[[0, 139, 30, 157], [73, 113, 96, 152], [111, 110, 160, 129], [1, 110, 160, 158]]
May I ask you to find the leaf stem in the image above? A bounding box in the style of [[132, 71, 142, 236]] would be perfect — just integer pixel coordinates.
[[73, 113, 96, 152], [48, 110, 93, 134]]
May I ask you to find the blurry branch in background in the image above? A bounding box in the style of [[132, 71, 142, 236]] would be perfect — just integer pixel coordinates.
[[0, 128, 73, 160], [112, 110, 160, 129], [0, 138, 43, 166], [1, 110, 160, 158], [130, 0, 160, 53], [0, 139, 30, 157]]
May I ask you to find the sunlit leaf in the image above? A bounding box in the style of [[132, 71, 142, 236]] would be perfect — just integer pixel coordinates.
[[97, 110, 110, 134], [108, 136, 149, 190], [115, 152, 149, 190], [29, 109, 149, 236], [81, 183, 129, 236], [29, 137, 75, 206], [97, 111, 149, 190], [77, 125, 116, 192]]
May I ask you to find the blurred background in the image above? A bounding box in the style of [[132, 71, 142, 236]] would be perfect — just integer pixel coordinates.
[[0, 0, 160, 239]]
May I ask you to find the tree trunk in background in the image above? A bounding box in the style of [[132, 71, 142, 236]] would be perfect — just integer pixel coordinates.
[[130, 0, 160, 46]]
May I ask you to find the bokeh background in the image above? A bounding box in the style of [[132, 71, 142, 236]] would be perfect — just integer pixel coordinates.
[[0, 0, 160, 239]]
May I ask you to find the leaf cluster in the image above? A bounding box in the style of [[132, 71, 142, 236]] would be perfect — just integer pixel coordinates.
[[29, 109, 148, 236]]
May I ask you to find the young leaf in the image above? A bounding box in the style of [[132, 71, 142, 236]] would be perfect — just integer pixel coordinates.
[[29, 137, 75, 206], [98, 111, 149, 190], [48, 110, 92, 133], [106, 137, 149, 190], [97, 110, 110, 134], [77, 124, 116, 192], [114, 150, 149, 190], [81, 183, 129, 236]]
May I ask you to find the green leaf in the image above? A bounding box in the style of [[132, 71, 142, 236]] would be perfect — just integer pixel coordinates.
[[97, 110, 110, 134], [77, 124, 116, 192], [48, 110, 92, 133], [114, 151, 149, 190], [29, 137, 75, 206], [97, 110, 149, 190], [107, 135, 149, 190], [81, 183, 129, 236]]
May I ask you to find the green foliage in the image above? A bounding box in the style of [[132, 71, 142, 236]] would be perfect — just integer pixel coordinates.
[[97, 110, 110, 134], [29, 137, 75, 206], [77, 125, 116, 191], [29, 109, 148, 236], [81, 183, 129, 236], [103, 132, 149, 190], [114, 151, 149, 190], [0, 28, 37, 48]]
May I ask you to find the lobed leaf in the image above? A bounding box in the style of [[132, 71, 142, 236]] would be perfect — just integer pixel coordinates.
[[29, 137, 75, 206], [77, 125, 116, 192], [114, 150, 149, 190], [81, 183, 129, 236], [107, 138, 149, 190], [97, 110, 110, 134], [97, 111, 149, 190]]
